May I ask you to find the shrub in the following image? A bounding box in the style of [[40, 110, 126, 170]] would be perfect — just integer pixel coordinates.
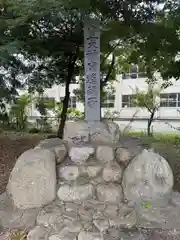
[[29, 127, 41, 134], [42, 126, 53, 134]]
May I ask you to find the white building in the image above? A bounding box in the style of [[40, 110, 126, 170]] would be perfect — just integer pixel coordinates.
[[27, 68, 180, 134], [116, 72, 180, 133]]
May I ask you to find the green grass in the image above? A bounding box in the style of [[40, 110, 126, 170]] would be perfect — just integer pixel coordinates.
[[128, 131, 180, 145]]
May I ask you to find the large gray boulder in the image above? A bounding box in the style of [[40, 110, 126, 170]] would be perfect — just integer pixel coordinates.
[[96, 183, 123, 203], [96, 146, 114, 164], [69, 146, 94, 164], [105, 121, 120, 143], [102, 162, 122, 182], [78, 231, 103, 240], [122, 149, 173, 204], [89, 121, 120, 144], [35, 138, 67, 164], [57, 184, 94, 202], [63, 121, 120, 144], [27, 226, 50, 240], [7, 148, 56, 209], [63, 121, 90, 144]]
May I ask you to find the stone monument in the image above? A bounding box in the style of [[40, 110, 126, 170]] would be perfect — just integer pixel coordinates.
[[1, 18, 177, 240], [63, 18, 120, 144], [84, 18, 100, 122]]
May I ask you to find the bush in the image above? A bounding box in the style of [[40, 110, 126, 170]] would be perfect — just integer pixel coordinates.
[[41, 126, 53, 134], [29, 127, 41, 134]]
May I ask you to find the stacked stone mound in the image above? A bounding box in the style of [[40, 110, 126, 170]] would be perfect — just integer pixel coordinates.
[[1, 121, 180, 239]]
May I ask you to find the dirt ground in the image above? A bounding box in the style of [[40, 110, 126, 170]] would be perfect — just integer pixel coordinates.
[[0, 133, 44, 195], [0, 133, 180, 195]]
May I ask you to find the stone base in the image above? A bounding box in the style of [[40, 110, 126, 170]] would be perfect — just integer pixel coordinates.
[[63, 120, 120, 145], [1, 190, 180, 240], [2, 122, 177, 239]]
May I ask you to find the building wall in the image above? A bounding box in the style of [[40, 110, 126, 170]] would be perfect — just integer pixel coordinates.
[[119, 74, 180, 120], [113, 119, 180, 134], [19, 73, 180, 133], [27, 83, 84, 117]]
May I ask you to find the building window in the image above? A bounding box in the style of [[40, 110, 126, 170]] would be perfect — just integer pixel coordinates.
[[43, 97, 55, 102], [102, 95, 115, 108], [60, 96, 77, 108], [178, 94, 180, 107], [122, 64, 146, 79], [71, 78, 78, 84], [160, 93, 177, 107], [122, 95, 136, 108], [130, 64, 138, 79], [69, 96, 77, 108]]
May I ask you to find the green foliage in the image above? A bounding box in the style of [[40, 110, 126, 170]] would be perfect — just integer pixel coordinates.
[[53, 102, 84, 120], [0, 110, 9, 127], [134, 88, 160, 113], [10, 229, 26, 240], [35, 96, 55, 116], [74, 78, 116, 104], [104, 110, 120, 118], [1, 0, 166, 94], [9, 94, 32, 130], [0, 0, 178, 137], [53, 102, 63, 122], [141, 200, 152, 209], [67, 108, 84, 119], [128, 132, 180, 146], [35, 95, 56, 133], [42, 125, 53, 134], [28, 127, 41, 134], [127, 0, 180, 80], [133, 76, 161, 135], [133, 74, 160, 112]]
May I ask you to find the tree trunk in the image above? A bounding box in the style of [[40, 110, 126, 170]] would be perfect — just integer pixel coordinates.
[[57, 53, 78, 139], [100, 53, 115, 119], [57, 86, 70, 138], [147, 110, 155, 136]]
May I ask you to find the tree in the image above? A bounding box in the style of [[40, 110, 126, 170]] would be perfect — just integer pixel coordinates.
[[134, 76, 161, 136], [127, 0, 180, 81], [160, 0, 180, 80], [9, 93, 32, 130], [35, 95, 55, 131], [0, 0, 169, 138], [1, 1, 85, 137]]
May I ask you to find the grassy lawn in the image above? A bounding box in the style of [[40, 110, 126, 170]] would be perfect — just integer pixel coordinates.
[[128, 131, 180, 144]]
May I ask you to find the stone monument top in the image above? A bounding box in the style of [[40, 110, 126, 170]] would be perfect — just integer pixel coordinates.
[[84, 18, 100, 122]]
